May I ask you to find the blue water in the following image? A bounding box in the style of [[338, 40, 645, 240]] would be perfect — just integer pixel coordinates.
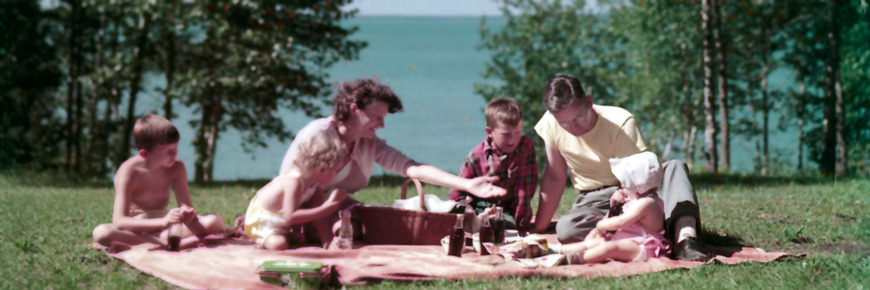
[[132, 16, 803, 180]]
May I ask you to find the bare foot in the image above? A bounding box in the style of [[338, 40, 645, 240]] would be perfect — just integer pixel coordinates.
[[222, 216, 246, 238], [106, 241, 132, 254]]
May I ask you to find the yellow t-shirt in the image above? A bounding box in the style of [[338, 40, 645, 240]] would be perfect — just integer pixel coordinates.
[[534, 105, 648, 191]]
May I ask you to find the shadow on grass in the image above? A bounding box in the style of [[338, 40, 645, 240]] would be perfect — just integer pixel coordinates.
[[1, 167, 112, 188], [689, 171, 847, 190], [699, 227, 747, 248], [2, 167, 413, 189]]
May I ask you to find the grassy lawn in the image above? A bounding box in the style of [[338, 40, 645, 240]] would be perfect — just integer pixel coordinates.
[[1, 170, 868, 289]]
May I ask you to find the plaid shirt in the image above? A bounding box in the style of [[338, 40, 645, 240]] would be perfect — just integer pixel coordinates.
[[449, 135, 538, 231]]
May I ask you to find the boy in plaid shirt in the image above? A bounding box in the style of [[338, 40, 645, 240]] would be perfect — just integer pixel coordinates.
[[450, 97, 538, 231]]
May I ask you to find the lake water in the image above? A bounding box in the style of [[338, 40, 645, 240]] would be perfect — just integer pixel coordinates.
[[133, 16, 803, 180]]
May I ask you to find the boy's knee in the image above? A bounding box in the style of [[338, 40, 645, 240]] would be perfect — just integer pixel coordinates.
[[93, 224, 116, 246], [200, 214, 223, 233]]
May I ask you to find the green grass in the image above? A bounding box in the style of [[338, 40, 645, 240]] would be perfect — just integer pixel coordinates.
[[1, 170, 868, 289]]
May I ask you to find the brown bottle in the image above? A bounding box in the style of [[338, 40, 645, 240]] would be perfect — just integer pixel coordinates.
[[478, 218, 493, 255], [493, 207, 505, 245], [167, 223, 183, 251], [448, 214, 465, 257]]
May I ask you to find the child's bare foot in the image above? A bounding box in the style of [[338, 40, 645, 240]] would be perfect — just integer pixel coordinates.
[[106, 241, 132, 254], [222, 216, 246, 238]]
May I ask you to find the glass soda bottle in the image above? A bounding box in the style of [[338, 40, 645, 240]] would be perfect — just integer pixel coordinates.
[[448, 214, 465, 257], [478, 217, 493, 255], [167, 223, 183, 251], [493, 207, 505, 245], [336, 209, 353, 250]]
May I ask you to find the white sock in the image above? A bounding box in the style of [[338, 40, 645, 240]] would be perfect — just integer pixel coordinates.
[[675, 216, 697, 243]]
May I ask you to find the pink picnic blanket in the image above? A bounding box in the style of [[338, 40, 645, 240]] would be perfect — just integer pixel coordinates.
[[93, 236, 796, 289]]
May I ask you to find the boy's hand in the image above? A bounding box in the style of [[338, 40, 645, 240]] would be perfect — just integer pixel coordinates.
[[327, 189, 347, 206], [179, 205, 197, 224], [466, 176, 506, 199], [163, 208, 183, 227]]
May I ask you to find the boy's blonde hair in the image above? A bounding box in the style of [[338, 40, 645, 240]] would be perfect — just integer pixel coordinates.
[[133, 114, 180, 151], [485, 97, 523, 128], [293, 130, 349, 171]]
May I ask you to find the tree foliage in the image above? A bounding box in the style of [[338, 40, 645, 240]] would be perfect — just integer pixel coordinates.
[[1, 0, 365, 181], [476, 0, 631, 166], [0, 0, 63, 167], [479, 0, 870, 176]]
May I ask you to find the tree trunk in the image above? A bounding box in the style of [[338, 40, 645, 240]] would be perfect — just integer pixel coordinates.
[[835, 77, 846, 176], [680, 45, 695, 167], [163, 27, 176, 120], [86, 14, 105, 173], [797, 77, 805, 171], [713, 0, 730, 171], [702, 0, 718, 173], [821, 1, 839, 175], [65, 0, 78, 170], [832, 3, 847, 177], [662, 131, 676, 160], [686, 126, 698, 166], [120, 14, 150, 160], [752, 108, 761, 174], [194, 93, 221, 183], [747, 82, 761, 174], [75, 61, 84, 170], [760, 22, 770, 175], [108, 3, 124, 168], [761, 62, 769, 175]]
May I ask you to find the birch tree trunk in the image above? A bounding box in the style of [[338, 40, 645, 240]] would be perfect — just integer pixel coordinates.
[[832, 2, 847, 177], [702, 0, 718, 173], [821, 0, 839, 175], [713, 0, 730, 171], [761, 61, 769, 175], [797, 77, 805, 171], [194, 92, 222, 183]]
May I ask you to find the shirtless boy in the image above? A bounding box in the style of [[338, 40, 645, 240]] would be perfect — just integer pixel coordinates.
[[92, 115, 223, 250]]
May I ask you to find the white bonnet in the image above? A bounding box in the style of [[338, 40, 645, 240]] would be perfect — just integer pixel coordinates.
[[609, 151, 663, 194]]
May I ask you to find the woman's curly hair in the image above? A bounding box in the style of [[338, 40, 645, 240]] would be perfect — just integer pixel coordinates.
[[332, 78, 403, 122]]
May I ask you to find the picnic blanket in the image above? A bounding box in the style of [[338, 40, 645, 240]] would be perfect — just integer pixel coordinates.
[[93, 235, 796, 289]]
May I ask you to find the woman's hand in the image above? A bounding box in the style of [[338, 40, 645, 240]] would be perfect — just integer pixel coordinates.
[[466, 176, 506, 199]]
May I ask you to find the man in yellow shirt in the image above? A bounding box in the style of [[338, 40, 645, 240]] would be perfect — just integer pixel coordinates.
[[532, 75, 708, 261]]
